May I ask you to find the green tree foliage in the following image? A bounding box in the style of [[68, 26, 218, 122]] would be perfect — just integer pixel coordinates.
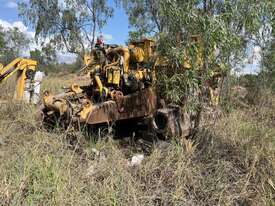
[[119, 0, 164, 39], [262, 24, 275, 90], [122, 0, 274, 106], [0, 26, 5, 51], [19, 0, 114, 57], [0, 27, 30, 64], [30, 42, 57, 66]]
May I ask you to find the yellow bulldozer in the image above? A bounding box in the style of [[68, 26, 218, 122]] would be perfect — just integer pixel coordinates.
[[41, 37, 223, 139]]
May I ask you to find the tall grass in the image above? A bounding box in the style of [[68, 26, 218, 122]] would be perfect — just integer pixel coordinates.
[[0, 74, 274, 205]]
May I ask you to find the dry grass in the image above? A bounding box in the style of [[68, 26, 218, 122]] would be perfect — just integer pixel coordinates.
[[41, 73, 90, 93], [0, 75, 18, 101], [0, 74, 274, 205]]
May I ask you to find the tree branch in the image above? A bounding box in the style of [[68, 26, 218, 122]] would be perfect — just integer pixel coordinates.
[[60, 30, 82, 57]]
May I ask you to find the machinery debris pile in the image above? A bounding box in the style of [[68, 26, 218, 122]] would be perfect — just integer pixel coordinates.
[[41, 38, 192, 139]]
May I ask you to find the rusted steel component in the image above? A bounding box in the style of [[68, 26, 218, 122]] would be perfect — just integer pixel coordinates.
[[153, 106, 191, 138], [70, 83, 83, 94], [79, 99, 93, 122], [43, 91, 69, 116], [110, 90, 123, 100], [84, 88, 157, 124]]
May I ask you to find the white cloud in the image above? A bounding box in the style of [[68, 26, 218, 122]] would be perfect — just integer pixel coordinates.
[[103, 34, 113, 42], [252, 46, 261, 58], [0, 19, 35, 38], [6, 1, 18, 9], [243, 57, 249, 64], [253, 46, 261, 53], [251, 46, 261, 65], [87, 33, 114, 44]]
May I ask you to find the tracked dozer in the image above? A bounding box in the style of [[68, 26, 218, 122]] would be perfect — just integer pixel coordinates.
[[41, 39, 192, 139]]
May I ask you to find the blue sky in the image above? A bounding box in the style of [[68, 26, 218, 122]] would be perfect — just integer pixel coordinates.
[[0, 0, 18, 22], [102, 0, 129, 45]]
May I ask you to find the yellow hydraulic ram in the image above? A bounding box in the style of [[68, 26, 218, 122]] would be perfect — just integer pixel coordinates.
[[0, 58, 37, 101]]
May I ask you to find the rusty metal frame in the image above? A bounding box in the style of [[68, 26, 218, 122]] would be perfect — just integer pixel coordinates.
[[85, 88, 157, 125]]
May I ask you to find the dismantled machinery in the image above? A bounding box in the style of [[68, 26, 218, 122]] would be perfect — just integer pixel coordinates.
[[0, 58, 43, 104], [42, 39, 191, 139]]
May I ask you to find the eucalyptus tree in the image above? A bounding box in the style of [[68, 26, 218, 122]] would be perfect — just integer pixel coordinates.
[[121, 0, 274, 105], [30, 42, 57, 66], [0, 26, 5, 50], [262, 24, 275, 90], [119, 0, 164, 40], [0, 26, 6, 59], [19, 0, 114, 57], [0, 27, 30, 64]]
